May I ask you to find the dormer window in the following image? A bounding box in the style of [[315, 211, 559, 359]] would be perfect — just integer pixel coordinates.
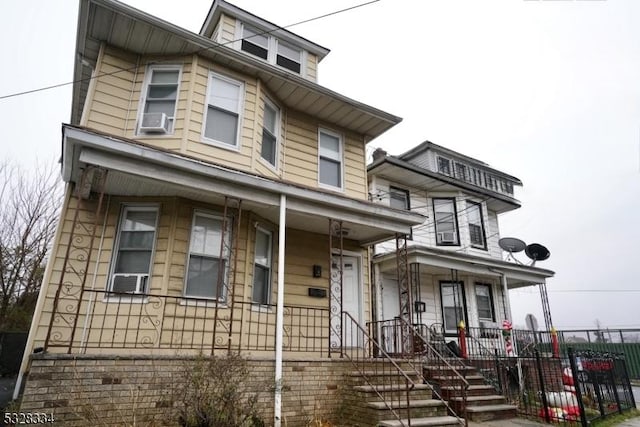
[[437, 156, 451, 176], [236, 22, 305, 76], [276, 42, 301, 73], [241, 26, 268, 59]]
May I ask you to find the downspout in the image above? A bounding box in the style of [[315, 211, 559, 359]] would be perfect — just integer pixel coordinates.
[[274, 194, 286, 427]]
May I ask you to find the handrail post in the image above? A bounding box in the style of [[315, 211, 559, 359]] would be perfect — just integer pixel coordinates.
[[458, 321, 468, 359]]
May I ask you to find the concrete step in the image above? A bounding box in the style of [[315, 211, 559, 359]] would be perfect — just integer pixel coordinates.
[[441, 384, 495, 397], [354, 383, 433, 393], [449, 394, 507, 405], [349, 371, 418, 377], [429, 374, 485, 385], [378, 415, 462, 427], [465, 404, 518, 422], [367, 399, 448, 420]]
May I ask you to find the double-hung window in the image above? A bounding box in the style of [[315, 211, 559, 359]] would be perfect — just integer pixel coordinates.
[[241, 26, 269, 59], [440, 281, 467, 334], [185, 212, 230, 300], [139, 66, 180, 134], [433, 198, 459, 245], [203, 73, 243, 148], [276, 42, 301, 74], [252, 228, 273, 305], [437, 157, 451, 175], [318, 129, 343, 190], [467, 201, 486, 249], [390, 187, 411, 238], [261, 100, 279, 167], [110, 206, 159, 294], [475, 283, 495, 322], [389, 187, 410, 210]]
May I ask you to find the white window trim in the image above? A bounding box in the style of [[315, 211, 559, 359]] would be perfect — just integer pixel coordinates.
[[183, 210, 230, 301], [252, 227, 273, 305], [436, 155, 452, 176], [106, 204, 160, 299], [258, 97, 280, 171], [433, 198, 459, 246], [317, 128, 345, 192], [275, 39, 303, 74], [467, 200, 487, 250], [136, 64, 182, 137], [475, 283, 495, 322], [201, 72, 244, 151], [235, 21, 307, 78]]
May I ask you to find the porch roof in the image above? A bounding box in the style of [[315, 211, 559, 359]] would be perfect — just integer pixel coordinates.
[[62, 125, 425, 246], [373, 245, 554, 288]]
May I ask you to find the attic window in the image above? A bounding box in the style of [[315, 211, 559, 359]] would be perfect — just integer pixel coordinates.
[[437, 157, 451, 175], [236, 22, 304, 76], [276, 42, 301, 73], [242, 26, 268, 60]]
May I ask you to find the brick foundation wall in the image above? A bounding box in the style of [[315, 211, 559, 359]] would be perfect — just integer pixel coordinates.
[[19, 354, 353, 426]]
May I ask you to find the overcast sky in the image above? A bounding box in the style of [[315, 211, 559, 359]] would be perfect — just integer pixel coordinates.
[[1, 0, 639, 330]]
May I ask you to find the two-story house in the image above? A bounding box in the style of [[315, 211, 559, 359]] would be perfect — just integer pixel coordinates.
[[15, 0, 428, 425], [367, 142, 554, 344]]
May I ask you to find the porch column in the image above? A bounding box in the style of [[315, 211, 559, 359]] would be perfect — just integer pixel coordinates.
[[274, 194, 286, 427], [500, 272, 513, 322]]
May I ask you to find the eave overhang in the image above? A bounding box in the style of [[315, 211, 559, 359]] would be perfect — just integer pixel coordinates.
[[62, 125, 424, 246], [71, 0, 400, 139], [368, 157, 521, 214], [373, 245, 554, 288]]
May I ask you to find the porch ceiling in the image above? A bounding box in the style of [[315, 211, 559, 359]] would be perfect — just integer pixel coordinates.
[[71, 0, 400, 139], [374, 245, 554, 288], [62, 125, 424, 245]]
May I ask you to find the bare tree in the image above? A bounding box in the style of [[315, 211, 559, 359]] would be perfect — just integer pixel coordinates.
[[0, 160, 62, 331]]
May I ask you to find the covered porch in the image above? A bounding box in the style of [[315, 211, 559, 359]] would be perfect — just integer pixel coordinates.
[[371, 245, 555, 356], [30, 125, 425, 359]]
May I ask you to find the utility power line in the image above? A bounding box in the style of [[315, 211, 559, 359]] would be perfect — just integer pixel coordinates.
[[0, 0, 380, 101]]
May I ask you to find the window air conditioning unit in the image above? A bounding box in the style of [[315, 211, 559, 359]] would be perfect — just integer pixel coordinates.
[[111, 273, 149, 295], [140, 112, 169, 133], [438, 232, 456, 243]]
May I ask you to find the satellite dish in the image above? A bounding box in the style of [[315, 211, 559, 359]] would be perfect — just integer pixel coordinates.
[[525, 243, 550, 263], [525, 313, 539, 331], [499, 237, 527, 253]]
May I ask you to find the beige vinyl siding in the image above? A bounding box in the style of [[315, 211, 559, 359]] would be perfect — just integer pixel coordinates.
[[184, 60, 256, 170], [306, 53, 318, 81], [84, 46, 193, 152], [82, 46, 370, 197], [219, 14, 238, 45], [283, 112, 368, 199]]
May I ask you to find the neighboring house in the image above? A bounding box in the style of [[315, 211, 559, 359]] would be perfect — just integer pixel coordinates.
[[367, 142, 554, 342], [15, 0, 425, 424]]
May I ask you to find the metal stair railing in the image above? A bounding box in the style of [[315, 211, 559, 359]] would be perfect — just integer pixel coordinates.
[[369, 318, 468, 426], [343, 312, 416, 427], [404, 319, 469, 427]]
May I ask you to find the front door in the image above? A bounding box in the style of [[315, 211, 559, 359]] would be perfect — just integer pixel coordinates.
[[330, 255, 362, 348]]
